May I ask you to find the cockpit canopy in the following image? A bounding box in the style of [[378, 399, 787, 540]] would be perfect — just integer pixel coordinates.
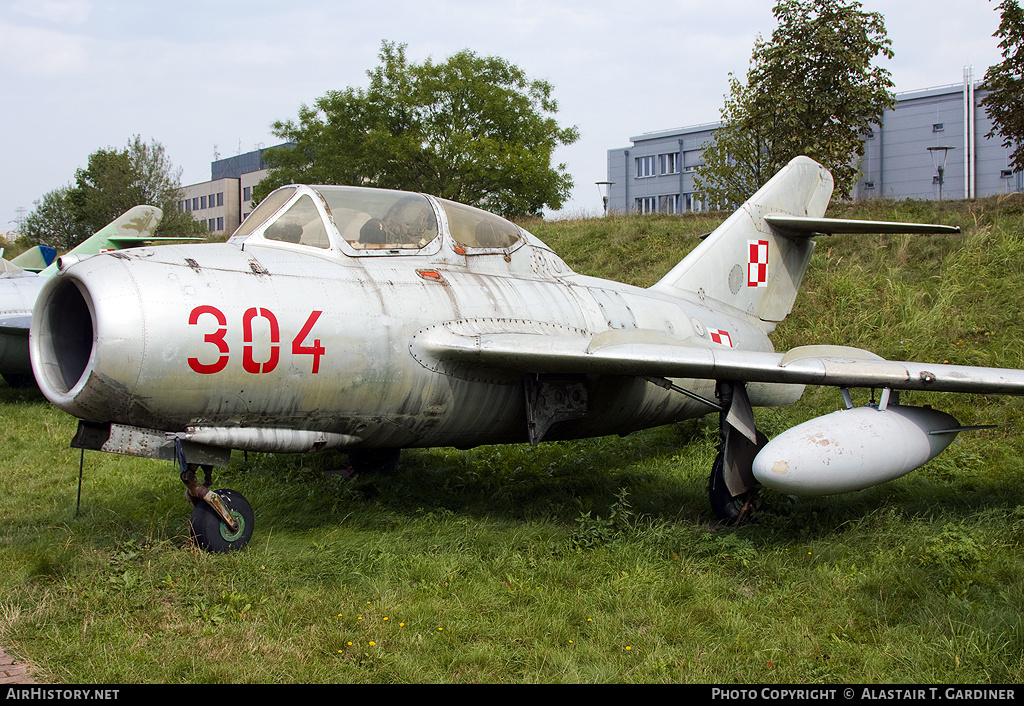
[[232, 184, 523, 255]]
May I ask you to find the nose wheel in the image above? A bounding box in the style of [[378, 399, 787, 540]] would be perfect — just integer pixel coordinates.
[[189, 487, 254, 553], [176, 440, 254, 552]]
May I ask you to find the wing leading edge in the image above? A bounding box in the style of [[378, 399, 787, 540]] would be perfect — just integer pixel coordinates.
[[414, 323, 1024, 396]]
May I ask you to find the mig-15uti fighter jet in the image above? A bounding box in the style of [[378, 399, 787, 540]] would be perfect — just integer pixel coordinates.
[[29, 156, 1024, 552]]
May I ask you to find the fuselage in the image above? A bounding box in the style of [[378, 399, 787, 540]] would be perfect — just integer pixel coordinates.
[[31, 185, 795, 452]]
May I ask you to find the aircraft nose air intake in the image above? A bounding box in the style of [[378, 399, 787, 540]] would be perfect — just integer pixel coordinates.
[[31, 257, 145, 422], [33, 277, 96, 397], [36, 278, 94, 395]]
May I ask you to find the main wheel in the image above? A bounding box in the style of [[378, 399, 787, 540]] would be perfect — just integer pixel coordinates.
[[708, 452, 757, 526], [190, 488, 254, 553]]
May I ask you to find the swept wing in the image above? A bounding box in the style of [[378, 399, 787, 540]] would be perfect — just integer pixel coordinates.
[[415, 323, 1024, 396]]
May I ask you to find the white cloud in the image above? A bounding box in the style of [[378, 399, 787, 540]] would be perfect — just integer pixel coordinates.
[[0, 21, 90, 77], [11, 0, 92, 24]]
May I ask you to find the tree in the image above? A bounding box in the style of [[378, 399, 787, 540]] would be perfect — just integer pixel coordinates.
[[21, 186, 89, 251], [981, 0, 1024, 173], [22, 136, 205, 250], [257, 41, 580, 218], [695, 0, 895, 206]]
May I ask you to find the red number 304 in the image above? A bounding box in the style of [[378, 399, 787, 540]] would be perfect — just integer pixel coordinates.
[[188, 305, 324, 375]]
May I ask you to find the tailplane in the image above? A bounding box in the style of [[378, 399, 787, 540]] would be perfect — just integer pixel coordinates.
[[650, 156, 959, 328]]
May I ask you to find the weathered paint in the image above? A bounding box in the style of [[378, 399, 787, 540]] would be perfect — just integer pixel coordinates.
[[30, 162, 1014, 507]]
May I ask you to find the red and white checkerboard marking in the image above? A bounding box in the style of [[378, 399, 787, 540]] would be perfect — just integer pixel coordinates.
[[747, 239, 768, 287], [708, 328, 734, 347]]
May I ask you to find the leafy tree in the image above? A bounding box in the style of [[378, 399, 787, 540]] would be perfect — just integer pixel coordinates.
[[257, 41, 580, 218], [21, 186, 89, 251], [695, 0, 895, 206], [981, 0, 1024, 173], [22, 136, 205, 250]]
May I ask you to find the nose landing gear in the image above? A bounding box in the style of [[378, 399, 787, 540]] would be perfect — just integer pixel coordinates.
[[177, 440, 254, 552]]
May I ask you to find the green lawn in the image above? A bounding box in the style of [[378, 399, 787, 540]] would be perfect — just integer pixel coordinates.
[[2, 197, 1023, 683]]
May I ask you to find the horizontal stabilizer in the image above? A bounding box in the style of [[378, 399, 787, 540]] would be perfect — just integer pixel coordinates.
[[107, 235, 205, 245], [764, 214, 961, 237]]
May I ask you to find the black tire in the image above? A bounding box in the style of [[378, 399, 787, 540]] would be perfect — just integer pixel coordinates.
[[190, 488, 254, 553], [708, 451, 757, 525], [347, 448, 401, 475]]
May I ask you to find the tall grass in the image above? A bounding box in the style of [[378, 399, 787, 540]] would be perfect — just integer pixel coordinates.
[[2, 197, 1023, 683]]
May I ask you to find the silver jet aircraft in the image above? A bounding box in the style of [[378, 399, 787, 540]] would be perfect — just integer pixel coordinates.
[[29, 156, 1024, 552]]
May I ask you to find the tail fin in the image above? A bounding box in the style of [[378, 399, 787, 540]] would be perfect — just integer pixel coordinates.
[[39, 206, 164, 276], [650, 156, 959, 328], [9, 245, 57, 272], [650, 156, 832, 327]]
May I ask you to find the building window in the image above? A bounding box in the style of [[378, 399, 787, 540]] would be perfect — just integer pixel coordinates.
[[864, 181, 875, 189], [933, 123, 944, 132], [659, 153, 679, 175], [635, 196, 656, 213], [217, 192, 224, 207], [243, 186, 252, 201], [1001, 169, 1014, 178], [192, 197, 199, 211], [208, 219, 216, 230], [200, 195, 207, 210], [217, 217, 224, 231], [635, 156, 656, 178], [659, 194, 679, 214]]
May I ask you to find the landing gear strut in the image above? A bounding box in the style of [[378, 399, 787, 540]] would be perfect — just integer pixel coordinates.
[[176, 440, 254, 552], [709, 381, 767, 525]]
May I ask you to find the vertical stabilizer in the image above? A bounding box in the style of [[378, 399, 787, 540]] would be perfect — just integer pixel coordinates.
[[38, 206, 163, 276], [651, 156, 833, 326]]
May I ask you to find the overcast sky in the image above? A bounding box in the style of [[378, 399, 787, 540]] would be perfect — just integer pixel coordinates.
[[0, 0, 1009, 231]]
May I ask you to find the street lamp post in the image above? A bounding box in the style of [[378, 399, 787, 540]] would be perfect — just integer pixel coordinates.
[[595, 181, 613, 216], [927, 146, 955, 201]]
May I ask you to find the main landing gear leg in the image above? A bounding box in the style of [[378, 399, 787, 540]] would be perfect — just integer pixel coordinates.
[[176, 439, 254, 552], [709, 381, 767, 526]]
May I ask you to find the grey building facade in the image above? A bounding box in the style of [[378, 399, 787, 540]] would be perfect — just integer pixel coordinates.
[[607, 72, 1019, 214], [180, 144, 290, 236]]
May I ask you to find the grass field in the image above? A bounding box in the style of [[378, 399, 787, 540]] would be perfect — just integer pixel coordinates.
[[2, 196, 1023, 683]]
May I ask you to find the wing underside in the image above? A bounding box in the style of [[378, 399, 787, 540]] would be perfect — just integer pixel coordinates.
[[414, 322, 1024, 396]]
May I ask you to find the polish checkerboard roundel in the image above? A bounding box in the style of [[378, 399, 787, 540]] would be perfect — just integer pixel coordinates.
[[747, 239, 768, 287]]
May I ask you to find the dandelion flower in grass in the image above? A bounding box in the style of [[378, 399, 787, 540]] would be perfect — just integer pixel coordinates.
[[369, 641, 376, 647]]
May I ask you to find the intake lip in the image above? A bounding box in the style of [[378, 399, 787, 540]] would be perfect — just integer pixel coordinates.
[[31, 255, 147, 425], [31, 275, 96, 401]]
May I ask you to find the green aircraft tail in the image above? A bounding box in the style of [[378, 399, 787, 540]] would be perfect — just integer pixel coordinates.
[[38, 206, 164, 277]]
